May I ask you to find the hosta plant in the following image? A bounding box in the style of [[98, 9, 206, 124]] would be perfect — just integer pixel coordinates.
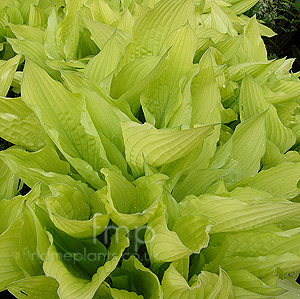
[[1, 0, 300, 298]]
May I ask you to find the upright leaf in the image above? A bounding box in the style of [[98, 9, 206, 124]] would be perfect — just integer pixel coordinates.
[[174, 112, 267, 200], [0, 97, 49, 150], [141, 22, 198, 127], [122, 121, 214, 176], [119, 0, 195, 68], [0, 53, 21, 96], [240, 74, 295, 153], [22, 61, 109, 188], [43, 229, 129, 299], [56, 0, 82, 59]]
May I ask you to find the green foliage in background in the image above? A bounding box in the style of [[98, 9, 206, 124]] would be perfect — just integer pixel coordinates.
[[247, 0, 300, 60], [1, 0, 300, 298]]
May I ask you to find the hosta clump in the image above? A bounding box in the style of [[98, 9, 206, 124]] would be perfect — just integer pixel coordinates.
[[1, 0, 300, 298]]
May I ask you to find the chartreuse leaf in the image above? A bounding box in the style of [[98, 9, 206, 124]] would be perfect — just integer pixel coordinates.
[[258, 23, 277, 39], [101, 169, 165, 229], [204, 229, 300, 283], [194, 37, 214, 63], [233, 162, 300, 198], [18, 0, 39, 24], [277, 102, 300, 143], [0, 146, 70, 174], [145, 204, 191, 263], [216, 228, 300, 260], [173, 168, 224, 202], [212, 111, 266, 175], [77, 27, 100, 59], [145, 203, 213, 263], [110, 256, 163, 298], [36, 204, 107, 276], [0, 160, 18, 200], [14, 204, 48, 277], [110, 288, 143, 299], [277, 277, 300, 298], [0, 147, 90, 197], [268, 146, 300, 168], [9, 3, 23, 25], [227, 269, 286, 297], [8, 23, 44, 43], [0, 146, 72, 194], [162, 265, 232, 299], [166, 63, 199, 129], [234, 16, 267, 63], [64, 82, 129, 152], [0, 97, 49, 151], [0, 53, 21, 96], [111, 53, 168, 114], [172, 213, 214, 253], [0, 200, 50, 292], [210, 0, 237, 36], [228, 186, 288, 203], [162, 264, 205, 298], [174, 111, 266, 200], [141, 22, 198, 127], [179, 193, 300, 234], [119, 0, 195, 68], [85, 31, 120, 90], [158, 72, 207, 188], [196, 27, 228, 44], [111, 55, 163, 99], [240, 74, 295, 153], [43, 226, 129, 299], [0, 184, 41, 234], [61, 70, 137, 122], [172, 257, 190, 281], [263, 78, 300, 105], [206, 253, 300, 281], [46, 184, 109, 238], [81, 15, 132, 51], [122, 121, 214, 176], [90, 0, 120, 25], [28, 5, 48, 28], [7, 276, 59, 299], [7, 38, 60, 79], [160, 146, 203, 195], [189, 48, 222, 169], [0, 217, 24, 291], [272, 58, 295, 79], [37, 0, 63, 12], [229, 0, 260, 15], [118, 9, 134, 35], [56, 0, 82, 60], [44, 8, 60, 59], [138, 0, 158, 9], [205, 178, 228, 195], [0, 11, 8, 43], [92, 283, 115, 298], [22, 60, 110, 189], [228, 59, 285, 83], [62, 80, 133, 180], [261, 139, 286, 168], [160, 188, 182, 229], [203, 268, 233, 299], [214, 35, 242, 62]]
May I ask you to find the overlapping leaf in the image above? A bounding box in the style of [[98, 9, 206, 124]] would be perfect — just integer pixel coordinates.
[[0, 0, 300, 298]]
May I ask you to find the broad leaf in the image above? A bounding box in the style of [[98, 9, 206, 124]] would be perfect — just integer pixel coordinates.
[[122, 121, 214, 176], [22, 60, 109, 189]]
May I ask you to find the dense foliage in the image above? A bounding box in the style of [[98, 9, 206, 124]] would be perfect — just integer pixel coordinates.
[[1, 0, 300, 298]]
